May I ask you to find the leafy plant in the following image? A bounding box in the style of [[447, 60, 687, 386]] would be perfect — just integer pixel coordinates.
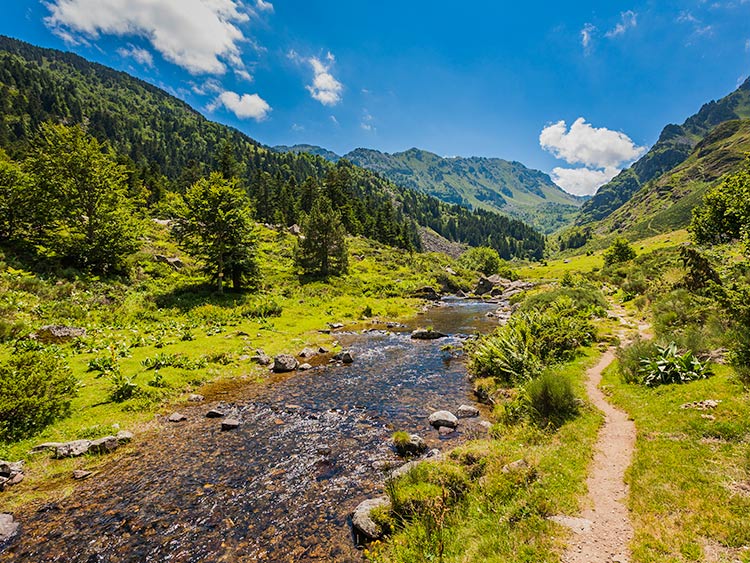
[[603, 237, 637, 266], [87, 355, 119, 375], [639, 342, 712, 387], [524, 372, 579, 428], [108, 373, 139, 403]]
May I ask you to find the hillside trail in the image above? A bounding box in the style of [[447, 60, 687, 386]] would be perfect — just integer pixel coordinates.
[[556, 303, 649, 563]]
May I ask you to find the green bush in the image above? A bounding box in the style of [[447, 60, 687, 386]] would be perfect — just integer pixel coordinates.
[[0, 350, 78, 441], [388, 461, 470, 518], [640, 342, 712, 387], [458, 246, 502, 276], [603, 237, 636, 266], [87, 355, 119, 375], [524, 372, 579, 428], [108, 373, 139, 402], [617, 338, 658, 384]]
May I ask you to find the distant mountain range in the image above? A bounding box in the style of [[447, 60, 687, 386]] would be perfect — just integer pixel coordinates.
[[273, 145, 584, 233]]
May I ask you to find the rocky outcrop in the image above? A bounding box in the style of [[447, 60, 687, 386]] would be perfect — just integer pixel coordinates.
[[411, 328, 448, 340], [352, 496, 391, 541], [428, 410, 458, 429], [273, 354, 299, 372], [32, 325, 86, 343]]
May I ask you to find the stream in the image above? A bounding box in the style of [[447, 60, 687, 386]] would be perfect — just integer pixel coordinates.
[[2, 298, 500, 563]]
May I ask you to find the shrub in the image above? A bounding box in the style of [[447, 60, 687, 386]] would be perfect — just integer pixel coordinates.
[[0, 350, 78, 441], [458, 246, 502, 276], [108, 373, 139, 402], [640, 342, 712, 387], [727, 330, 750, 386], [524, 372, 579, 428], [603, 237, 636, 266], [617, 338, 658, 384], [87, 355, 119, 375], [388, 461, 470, 518]]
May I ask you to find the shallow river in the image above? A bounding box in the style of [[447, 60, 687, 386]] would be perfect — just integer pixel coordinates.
[[2, 299, 499, 562]]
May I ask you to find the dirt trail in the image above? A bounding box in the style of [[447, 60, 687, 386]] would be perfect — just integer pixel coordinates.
[[558, 349, 637, 563]]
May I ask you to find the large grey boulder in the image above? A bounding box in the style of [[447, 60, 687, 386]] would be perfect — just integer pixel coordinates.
[[0, 461, 23, 478], [411, 328, 448, 340], [352, 496, 391, 541], [273, 354, 299, 373], [474, 275, 510, 296], [0, 513, 19, 543], [54, 440, 92, 459], [456, 404, 480, 418], [428, 410, 458, 429], [88, 436, 119, 455]]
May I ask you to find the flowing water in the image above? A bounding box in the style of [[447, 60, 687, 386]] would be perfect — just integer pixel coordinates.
[[2, 299, 500, 563]]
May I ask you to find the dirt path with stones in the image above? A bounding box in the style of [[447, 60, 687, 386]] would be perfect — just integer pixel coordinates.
[[556, 349, 637, 563]]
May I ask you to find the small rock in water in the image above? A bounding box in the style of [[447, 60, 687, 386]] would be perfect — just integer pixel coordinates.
[[333, 350, 354, 364], [206, 409, 225, 419], [411, 328, 448, 340], [187, 394, 205, 402], [352, 497, 391, 541], [298, 363, 313, 371], [221, 418, 241, 431], [272, 354, 299, 373], [0, 513, 20, 543], [316, 445, 332, 456], [168, 413, 187, 423], [428, 410, 458, 429], [456, 404, 480, 418], [73, 470, 93, 480], [438, 426, 456, 436], [394, 434, 427, 457]]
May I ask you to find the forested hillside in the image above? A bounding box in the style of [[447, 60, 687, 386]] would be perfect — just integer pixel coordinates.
[[578, 77, 750, 224], [0, 35, 544, 260]]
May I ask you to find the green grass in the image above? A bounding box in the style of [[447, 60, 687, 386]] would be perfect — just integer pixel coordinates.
[[367, 350, 604, 563], [602, 362, 750, 562]]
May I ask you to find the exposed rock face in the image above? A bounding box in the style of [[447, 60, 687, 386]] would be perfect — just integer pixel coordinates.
[[273, 354, 299, 373], [456, 404, 480, 418], [33, 325, 86, 343], [352, 496, 391, 541], [394, 434, 427, 457], [428, 410, 458, 429], [0, 513, 19, 543], [411, 328, 448, 340]]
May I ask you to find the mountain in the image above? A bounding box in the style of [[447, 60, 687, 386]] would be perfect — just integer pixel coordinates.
[[578, 77, 750, 224], [274, 145, 583, 233], [590, 119, 750, 239], [273, 144, 341, 162], [0, 35, 545, 260]]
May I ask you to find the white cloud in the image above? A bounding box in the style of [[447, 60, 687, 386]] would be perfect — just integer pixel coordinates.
[[44, 0, 253, 75], [746, 39, 750, 51], [360, 109, 375, 132], [213, 91, 271, 121], [581, 23, 596, 52], [116, 44, 153, 67], [255, 0, 274, 12], [289, 49, 343, 106], [330, 115, 339, 126], [191, 78, 223, 96], [540, 118, 647, 196], [291, 123, 304, 132], [550, 166, 620, 197], [234, 68, 253, 82], [605, 10, 637, 38]]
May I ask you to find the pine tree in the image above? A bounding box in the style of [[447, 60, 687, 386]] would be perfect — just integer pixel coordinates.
[[295, 196, 349, 277]]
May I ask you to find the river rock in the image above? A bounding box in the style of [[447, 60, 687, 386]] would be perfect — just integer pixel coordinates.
[[252, 350, 273, 366], [428, 410, 458, 429], [438, 426, 456, 436], [73, 470, 93, 480], [33, 325, 86, 343], [456, 404, 480, 418], [298, 347, 319, 358], [0, 461, 23, 478], [352, 496, 391, 541], [168, 412, 187, 423], [412, 286, 441, 301], [474, 275, 510, 296], [116, 430, 134, 444], [298, 363, 312, 371], [273, 354, 299, 372], [55, 440, 92, 459], [221, 418, 241, 431], [394, 434, 427, 457], [333, 350, 354, 364], [328, 322, 344, 329], [411, 328, 448, 340], [88, 436, 119, 455], [187, 394, 205, 402], [206, 409, 225, 418], [0, 513, 19, 543]]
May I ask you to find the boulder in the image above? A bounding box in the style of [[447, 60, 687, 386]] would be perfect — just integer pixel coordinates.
[[30, 442, 63, 454], [298, 347, 318, 358], [55, 440, 92, 459], [0, 461, 23, 478], [412, 286, 441, 301], [154, 254, 184, 270], [352, 496, 391, 541], [328, 322, 345, 329], [206, 409, 225, 419], [411, 328, 448, 340], [474, 275, 510, 296], [73, 470, 93, 480], [428, 410, 458, 429], [333, 350, 354, 364], [167, 412, 187, 423], [88, 436, 119, 455], [389, 460, 420, 480], [221, 418, 241, 431], [115, 430, 134, 444], [298, 363, 312, 371], [33, 325, 86, 344], [394, 434, 428, 457], [456, 404, 480, 418], [273, 354, 299, 373], [252, 352, 273, 366], [0, 513, 19, 543]]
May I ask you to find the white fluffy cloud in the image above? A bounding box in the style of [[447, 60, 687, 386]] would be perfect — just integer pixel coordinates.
[[256, 0, 274, 12], [289, 50, 343, 106], [116, 44, 153, 67], [540, 118, 646, 196], [45, 0, 252, 75], [605, 10, 637, 38], [550, 166, 620, 197], [213, 91, 271, 121], [581, 23, 596, 52]]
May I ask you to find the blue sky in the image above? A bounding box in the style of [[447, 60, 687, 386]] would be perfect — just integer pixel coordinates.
[[1, 1, 749, 195]]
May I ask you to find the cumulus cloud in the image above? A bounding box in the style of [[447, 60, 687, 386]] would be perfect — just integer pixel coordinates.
[[44, 0, 253, 75], [540, 118, 646, 196], [605, 10, 637, 38], [255, 0, 274, 12], [212, 91, 271, 121], [289, 50, 343, 106], [116, 44, 153, 67]]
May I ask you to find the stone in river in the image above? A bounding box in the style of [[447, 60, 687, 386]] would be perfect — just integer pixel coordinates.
[[456, 404, 480, 418], [168, 412, 187, 423], [221, 418, 241, 431], [273, 354, 299, 372], [352, 497, 391, 541], [428, 410, 458, 429]]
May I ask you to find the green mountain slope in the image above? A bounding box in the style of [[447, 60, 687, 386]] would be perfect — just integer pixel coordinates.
[[592, 119, 750, 239], [273, 144, 341, 162], [578, 77, 750, 224], [274, 144, 583, 234], [0, 35, 545, 259]]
